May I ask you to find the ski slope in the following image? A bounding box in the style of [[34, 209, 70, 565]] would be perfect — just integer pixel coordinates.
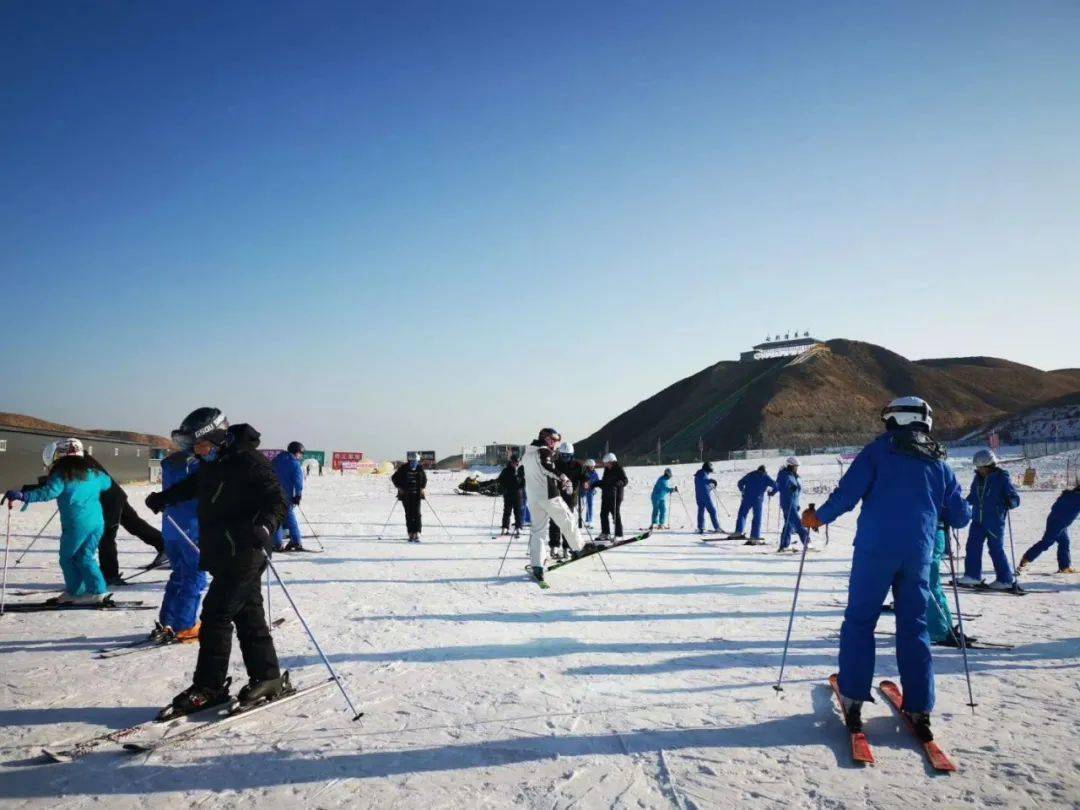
[[0, 455, 1077, 808]]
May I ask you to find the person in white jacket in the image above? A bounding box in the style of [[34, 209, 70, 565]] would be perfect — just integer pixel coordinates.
[[522, 427, 599, 583]]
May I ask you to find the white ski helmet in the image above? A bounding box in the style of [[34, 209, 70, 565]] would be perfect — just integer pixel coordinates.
[[602, 452, 617, 463], [585, 459, 596, 468], [881, 396, 933, 432], [43, 437, 84, 467], [973, 448, 998, 468], [786, 456, 799, 467], [558, 441, 574, 455]]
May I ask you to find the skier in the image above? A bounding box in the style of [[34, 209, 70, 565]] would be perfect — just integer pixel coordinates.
[[272, 442, 306, 551], [4, 438, 114, 604], [152, 408, 218, 643], [550, 442, 587, 558], [925, 523, 973, 647], [496, 454, 524, 535], [1017, 483, 1080, 575], [957, 449, 1020, 589], [802, 396, 970, 741], [777, 457, 810, 551], [693, 461, 721, 534], [144, 421, 288, 715], [522, 428, 598, 584], [595, 452, 629, 540], [730, 465, 777, 541], [581, 459, 599, 527], [391, 451, 427, 542], [650, 469, 678, 529]]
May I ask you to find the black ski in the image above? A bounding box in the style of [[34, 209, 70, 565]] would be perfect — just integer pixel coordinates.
[[123, 677, 337, 754], [947, 581, 1060, 596], [2, 598, 150, 613], [95, 618, 286, 659], [546, 531, 652, 573]]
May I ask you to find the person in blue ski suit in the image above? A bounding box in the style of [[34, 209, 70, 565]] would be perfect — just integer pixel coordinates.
[[733, 465, 777, 539], [960, 450, 1020, 587], [776, 458, 809, 550], [694, 462, 720, 533], [272, 442, 305, 551], [4, 439, 113, 603], [1018, 484, 1080, 574], [803, 397, 971, 735], [650, 469, 678, 528], [159, 448, 207, 636], [581, 460, 599, 526]]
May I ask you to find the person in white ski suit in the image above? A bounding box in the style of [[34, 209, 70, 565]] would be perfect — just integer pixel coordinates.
[[523, 428, 587, 571]]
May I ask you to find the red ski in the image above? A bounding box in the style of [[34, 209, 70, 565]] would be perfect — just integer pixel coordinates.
[[828, 673, 874, 765], [878, 680, 957, 773]]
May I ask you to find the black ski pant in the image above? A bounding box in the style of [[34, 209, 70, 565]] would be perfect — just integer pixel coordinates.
[[121, 502, 165, 553], [600, 491, 624, 538], [501, 492, 523, 531], [402, 495, 423, 535], [98, 500, 166, 582], [194, 561, 280, 690]]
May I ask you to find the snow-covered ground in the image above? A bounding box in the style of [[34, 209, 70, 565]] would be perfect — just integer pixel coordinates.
[[1, 455, 1077, 809]]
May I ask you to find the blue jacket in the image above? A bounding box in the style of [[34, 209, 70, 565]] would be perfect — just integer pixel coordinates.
[[162, 451, 200, 545], [776, 467, 802, 510], [652, 475, 676, 501], [815, 430, 971, 560], [25, 469, 112, 536], [272, 452, 304, 501], [1045, 489, 1080, 534], [966, 468, 1019, 536], [738, 469, 777, 503], [694, 469, 717, 502]]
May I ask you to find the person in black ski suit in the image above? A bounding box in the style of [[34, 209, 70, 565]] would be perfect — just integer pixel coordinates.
[[550, 442, 588, 556], [596, 453, 629, 539], [497, 455, 524, 534], [24, 453, 165, 585], [145, 422, 288, 714], [391, 452, 427, 541]]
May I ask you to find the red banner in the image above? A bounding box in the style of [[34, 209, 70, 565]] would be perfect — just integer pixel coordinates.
[[332, 451, 365, 470]]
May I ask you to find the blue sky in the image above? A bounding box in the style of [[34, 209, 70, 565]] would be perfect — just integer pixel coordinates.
[[2, 2, 1077, 459]]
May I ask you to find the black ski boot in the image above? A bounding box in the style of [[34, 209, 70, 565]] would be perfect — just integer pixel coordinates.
[[906, 711, 934, 742], [159, 679, 231, 720], [572, 542, 604, 560], [146, 551, 170, 570], [236, 671, 292, 708], [937, 625, 977, 648], [530, 566, 545, 584], [843, 698, 864, 734]]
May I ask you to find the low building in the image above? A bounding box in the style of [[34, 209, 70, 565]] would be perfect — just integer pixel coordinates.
[[740, 332, 822, 362], [0, 426, 154, 486]]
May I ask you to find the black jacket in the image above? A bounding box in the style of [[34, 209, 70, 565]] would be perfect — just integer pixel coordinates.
[[555, 457, 588, 505], [392, 464, 427, 497], [157, 424, 287, 574], [497, 464, 523, 495], [595, 463, 628, 499]]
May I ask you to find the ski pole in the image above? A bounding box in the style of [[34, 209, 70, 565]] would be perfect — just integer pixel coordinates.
[[376, 500, 398, 540], [14, 508, 58, 566], [2, 505, 12, 616], [676, 490, 694, 530], [774, 504, 815, 693], [165, 515, 364, 720], [713, 489, 732, 518], [947, 529, 977, 712], [488, 494, 499, 539], [266, 564, 272, 626], [1006, 511, 1019, 587], [579, 501, 614, 583], [424, 498, 453, 541], [824, 523, 830, 547], [766, 497, 773, 534], [297, 506, 326, 552]]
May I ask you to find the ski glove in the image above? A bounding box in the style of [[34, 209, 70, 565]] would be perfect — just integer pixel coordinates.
[[145, 492, 166, 514], [253, 524, 274, 552], [801, 507, 823, 532], [3, 489, 26, 504], [291, 495, 301, 506]]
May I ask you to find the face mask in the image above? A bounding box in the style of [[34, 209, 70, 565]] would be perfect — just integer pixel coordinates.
[[198, 447, 220, 463], [409, 461, 418, 469]]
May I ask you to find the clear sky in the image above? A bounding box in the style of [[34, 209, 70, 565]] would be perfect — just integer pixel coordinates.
[[2, 2, 1077, 459]]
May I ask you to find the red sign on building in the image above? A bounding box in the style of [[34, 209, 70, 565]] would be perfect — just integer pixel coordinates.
[[331, 451, 365, 471]]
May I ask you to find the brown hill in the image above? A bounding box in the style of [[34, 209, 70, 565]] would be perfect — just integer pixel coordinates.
[[0, 412, 171, 449], [575, 340, 1080, 462]]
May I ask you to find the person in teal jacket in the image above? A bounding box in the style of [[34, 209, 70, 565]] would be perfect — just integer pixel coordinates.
[[650, 469, 678, 529], [4, 438, 113, 604]]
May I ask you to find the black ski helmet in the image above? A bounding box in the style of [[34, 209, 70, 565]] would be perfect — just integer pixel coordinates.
[[172, 407, 228, 450], [287, 441, 305, 455], [703, 461, 714, 472], [538, 427, 561, 442]]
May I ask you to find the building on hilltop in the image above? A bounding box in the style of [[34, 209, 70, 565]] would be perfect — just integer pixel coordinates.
[[740, 332, 822, 362]]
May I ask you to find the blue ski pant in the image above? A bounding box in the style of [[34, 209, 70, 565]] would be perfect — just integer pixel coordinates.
[[735, 496, 765, 538], [963, 522, 1013, 584], [696, 499, 719, 532], [160, 527, 208, 632], [1023, 526, 1071, 570], [778, 503, 809, 550], [59, 527, 107, 596], [582, 490, 595, 524], [839, 546, 935, 713], [651, 495, 670, 527], [274, 506, 303, 549]]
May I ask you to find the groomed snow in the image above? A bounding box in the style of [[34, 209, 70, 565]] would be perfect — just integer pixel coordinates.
[[0, 454, 1077, 808]]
